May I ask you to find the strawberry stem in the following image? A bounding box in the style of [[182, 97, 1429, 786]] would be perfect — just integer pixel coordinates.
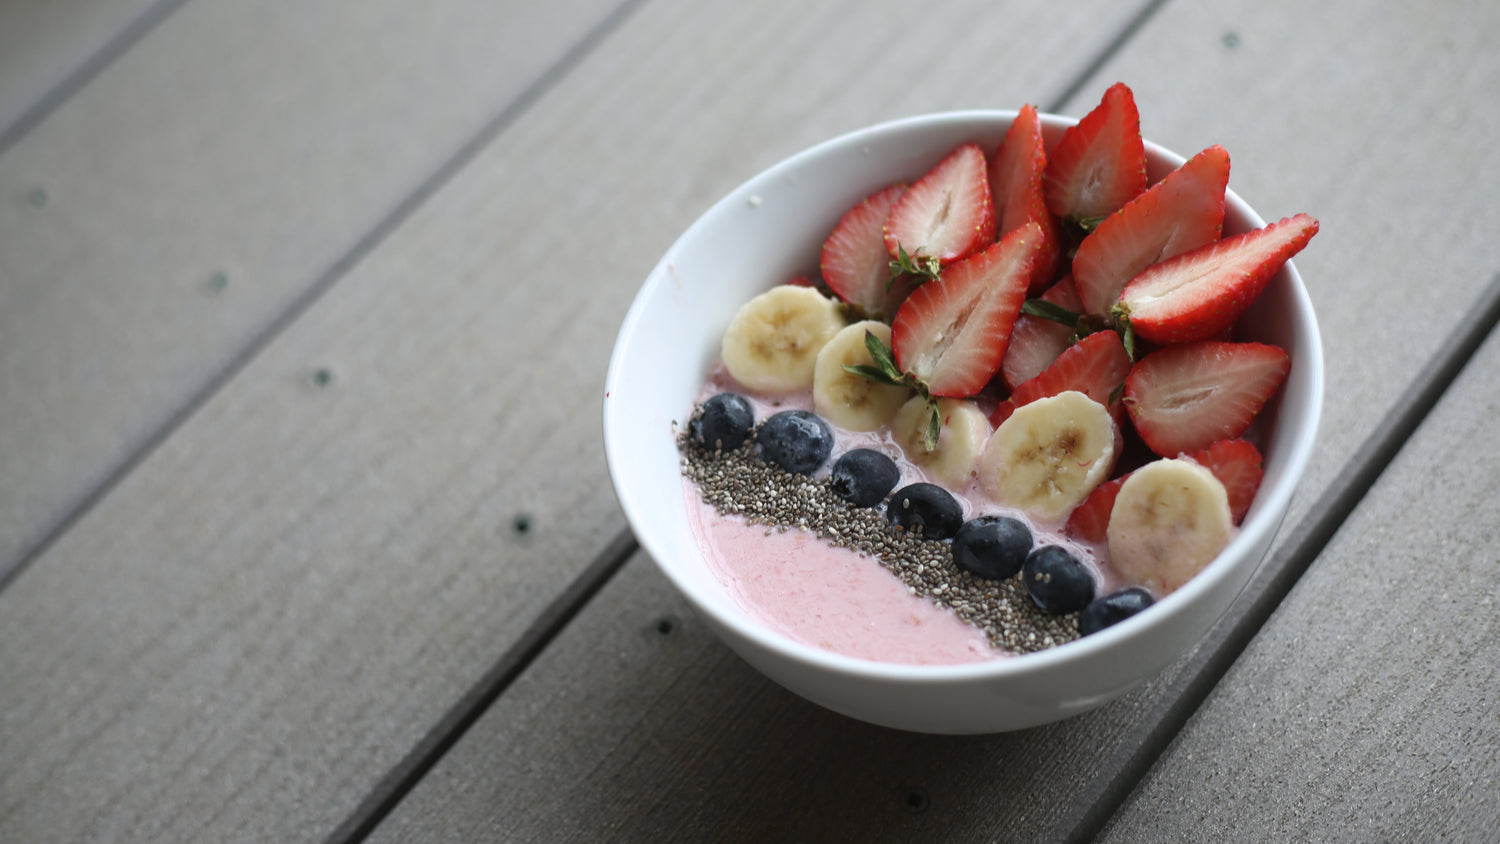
[[1021, 298, 1084, 328], [887, 242, 941, 290]]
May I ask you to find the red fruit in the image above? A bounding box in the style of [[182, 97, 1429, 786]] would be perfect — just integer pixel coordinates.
[[1043, 82, 1147, 226], [1124, 341, 1290, 457], [785, 274, 817, 288], [990, 329, 1131, 426], [1072, 145, 1230, 316], [820, 183, 908, 315], [891, 222, 1042, 397], [1118, 213, 1319, 344], [1186, 438, 1263, 524], [884, 143, 997, 266], [1064, 475, 1127, 545], [989, 104, 1062, 293], [999, 275, 1083, 390]]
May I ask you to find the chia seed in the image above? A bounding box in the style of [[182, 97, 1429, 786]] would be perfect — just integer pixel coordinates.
[[678, 420, 1080, 656]]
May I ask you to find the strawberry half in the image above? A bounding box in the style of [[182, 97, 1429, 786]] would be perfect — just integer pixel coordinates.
[[1072, 144, 1230, 316], [989, 104, 1062, 293], [891, 222, 1041, 397], [820, 183, 910, 316], [884, 143, 997, 266], [1043, 82, 1147, 227], [999, 274, 1084, 389], [1064, 474, 1127, 545], [1117, 213, 1319, 345], [990, 328, 1131, 426], [1124, 340, 1290, 457], [1186, 438, 1263, 524]]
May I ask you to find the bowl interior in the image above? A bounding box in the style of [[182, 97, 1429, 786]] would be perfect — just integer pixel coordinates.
[[603, 110, 1322, 686]]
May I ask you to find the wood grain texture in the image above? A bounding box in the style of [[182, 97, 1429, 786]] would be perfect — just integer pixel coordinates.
[[1098, 318, 1500, 842], [363, 0, 1500, 841], [0, 0, 626, 575]]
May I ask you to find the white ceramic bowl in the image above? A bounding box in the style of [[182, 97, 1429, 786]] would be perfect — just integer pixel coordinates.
[[603, 110, 1322, 733]]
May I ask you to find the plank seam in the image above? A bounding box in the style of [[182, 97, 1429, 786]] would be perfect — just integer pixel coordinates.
[[0, 0, 192, 156], [1068, 270, 1500, 844], [0, 0, 651, 594], [326, 528, 640, 844], [1044, 0, 1172, 114]]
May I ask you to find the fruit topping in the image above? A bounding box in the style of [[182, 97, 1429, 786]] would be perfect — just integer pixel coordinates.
[[988, 103, 1063, 293], [978, 390, 1117, 521], [990, 328, 1131, 427], [689, 392, 755, 451], [820, 183, 910, 317], [1107, 457, 1233, 594], [1185, 438, 1263, 524], [813, 321, 912, 431], [886, 482, 964, 540], [756, 409, 835, 475], [1043, 81, 1147, 229], [882, 143, 996, 267], [1072, 144, 1230, 317], [1115, 213, 1319, 345], [891, 396, 990, 488], [1023, 545, 1096, 613], [721, 285, 846, 392], [1124, 340, 1290, 457], [828, 448, 901, 508], [999, 274, 1084, 390], [1063, 474, 1128, 545], [952, 515, 1034, 580], [1078, 587, 1155, 635]]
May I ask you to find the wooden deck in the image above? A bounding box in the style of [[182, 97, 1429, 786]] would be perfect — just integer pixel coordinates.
[[1, 0, 1496, 840]]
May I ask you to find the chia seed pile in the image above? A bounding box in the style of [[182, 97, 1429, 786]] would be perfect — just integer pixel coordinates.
[[678, 426, 1081, 656]]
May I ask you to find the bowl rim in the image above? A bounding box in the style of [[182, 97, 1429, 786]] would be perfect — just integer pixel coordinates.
[[604, 108, 1323, 684]]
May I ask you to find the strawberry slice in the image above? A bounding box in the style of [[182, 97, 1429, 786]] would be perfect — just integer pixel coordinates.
[[999, 275, 1084, 389], [1117, 213, 1319, 345], [884, 143, 997, 266], [1064, 474, 1127, 544], [989, 104, 1062, 293], [989, 328, 1130, 426], [1043, 82, 1147, 227], [891, 222, 1041, 397], [1072, 145, 1230, 316], [820, 183, 908, 316], [1185, 438, 1263, 523], [1124, 341, 1290, 457]]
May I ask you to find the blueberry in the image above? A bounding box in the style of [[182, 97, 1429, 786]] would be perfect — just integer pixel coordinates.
[[1022, 545, 1095, 614], [952, 516, 1033, 580], [886, 483, 963, 540], [1078, 588, 1155, 636], [689, 392, 754, 451], [756, 409, 834, 474], [828, 448, 901, 507]]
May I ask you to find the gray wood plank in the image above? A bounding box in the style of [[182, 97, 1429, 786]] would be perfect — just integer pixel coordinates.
[[0, 0, 626, 576], [363, 0, 1500, 841], [0, 0, 1148, 841], [0, 0, 167, 145], [1098, 313, 1500, 842]]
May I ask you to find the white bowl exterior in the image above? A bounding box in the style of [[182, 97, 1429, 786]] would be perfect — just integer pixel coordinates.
[[604, 111, 1322, 733]]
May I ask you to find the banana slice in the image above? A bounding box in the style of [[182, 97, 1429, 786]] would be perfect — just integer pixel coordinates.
[[892, 396, 990, 487], [977, 390, 1116, 522], [1107, 458, 1232, 595], [721, 285, 845, 392], [813, 321, 912, 431]]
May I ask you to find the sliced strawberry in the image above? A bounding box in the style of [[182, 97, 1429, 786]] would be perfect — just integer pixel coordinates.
[[1118, 213, 1319, 344], [785, 274, 818, 288], [1043, 82, 1147, 227], [891, 222, 1041, 397], [989, 328, 1130, 426], [1072, 145, 1230, 316], [1064, 474, 1128, 545], [1185, 438, 1263, 523], [1124, 341, 1290, 457], [999, 275, 1083, 390], [884, 143, 997, 266], [820, 183, 908, 315], [989, 104, 1062, 293]]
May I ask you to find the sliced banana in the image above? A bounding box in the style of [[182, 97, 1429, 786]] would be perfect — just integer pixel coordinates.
[[721, 285, 845, 392], [813, 321, 912, 431], [977, 390, 1116, 522], [892, 396, 990, 487], [1107, 458, 1233, 595]]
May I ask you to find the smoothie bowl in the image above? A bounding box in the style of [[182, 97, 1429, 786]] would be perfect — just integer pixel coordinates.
[[603, 94, 1321, 734]]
